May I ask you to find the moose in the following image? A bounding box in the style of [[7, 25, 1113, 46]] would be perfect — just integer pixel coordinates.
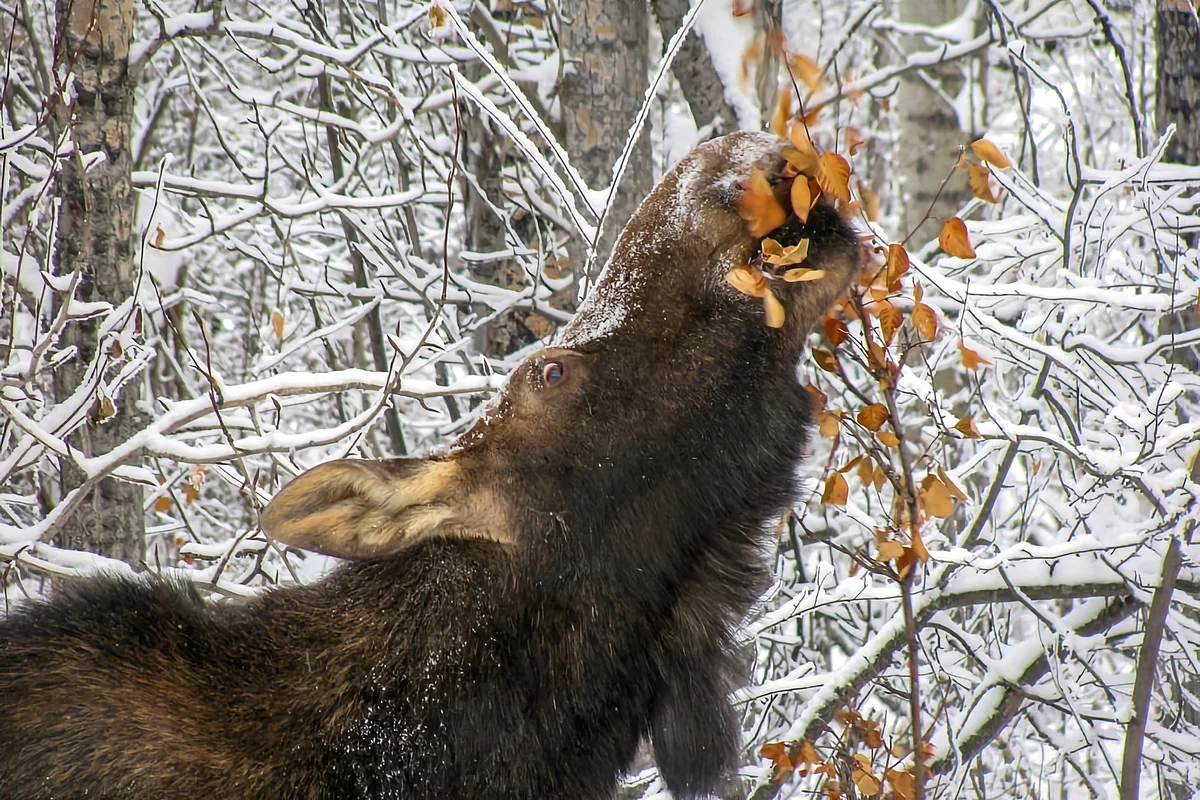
[[0, 131, 860, 799]]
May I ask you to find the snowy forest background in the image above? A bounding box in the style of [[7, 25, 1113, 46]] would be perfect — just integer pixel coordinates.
[[2, 0, 1199, 797]]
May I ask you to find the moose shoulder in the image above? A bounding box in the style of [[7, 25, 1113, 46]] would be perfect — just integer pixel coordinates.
[[0, 132, 860, 800]]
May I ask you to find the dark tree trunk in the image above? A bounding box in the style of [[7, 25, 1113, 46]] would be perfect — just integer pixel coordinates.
[[559, 0, 651, 271], [652, 0, 737, 137], [52, 0, 146, 564], [1158, 0, 1200, 165], [1156, 7, 1200, 800]]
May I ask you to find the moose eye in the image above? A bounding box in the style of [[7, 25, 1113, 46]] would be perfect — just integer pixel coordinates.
[[541, 361, 566, 388]]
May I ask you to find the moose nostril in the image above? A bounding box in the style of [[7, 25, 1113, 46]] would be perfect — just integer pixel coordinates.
[[541, 361, 565, 388]]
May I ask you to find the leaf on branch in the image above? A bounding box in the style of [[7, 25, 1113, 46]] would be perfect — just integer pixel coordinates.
[[968, 162, 999, 203], [845, 127, 867, 156], [762, 237, 810, 266], [790, 176, 813, 222], [878, 540, 904, 561], [788, 123, 819, 174], [88, 394, 116, 423], [857, 403, 889, 432], [813, 347, 839, 373], [911, 301, 938, 341], [920, 475, 954, 518], [822, 314, 848, 346], [822, 472, 849, 505], [884, 243, 911, 287], [763, 289, 786, 328], [818, 411, 842, 438], [789, 53, 823, 93], [937, 465, 969, 502], [771, 88, 792, 139], [727, 266, 768, 297], [877, 430, 900, 448], [153, 226, 166, 248], [271, 309, 285, 345], [878, 299, 903, 345], [738, 167, 787, 237], [971, 138, 1012, 169], [887, 769, 916, 800], [759, 742, 793, 774], [955, 415, 981, 438], [958, 339, 992, 370], [939, 217, 977, 259], [816, 153, 852, 204], [858, 181, 880, 222], [851, 755, 881, 796], [784, 268, 825, 282]]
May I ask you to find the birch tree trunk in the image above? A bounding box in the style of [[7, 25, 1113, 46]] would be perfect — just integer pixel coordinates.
[[52, 0, 146, 563], [893, 0, 973, 244]]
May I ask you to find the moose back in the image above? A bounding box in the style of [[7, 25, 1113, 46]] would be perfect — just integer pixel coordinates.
[[0, 132, 860, 799]]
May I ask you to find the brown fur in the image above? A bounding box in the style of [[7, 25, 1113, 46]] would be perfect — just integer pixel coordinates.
[[0, 132, 861, 799]]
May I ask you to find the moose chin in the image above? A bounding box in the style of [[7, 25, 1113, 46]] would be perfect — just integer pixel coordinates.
[[0, 131, 860, 800]]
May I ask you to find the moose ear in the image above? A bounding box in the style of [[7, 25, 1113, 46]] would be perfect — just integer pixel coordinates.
[[261, 458, 465, 560]]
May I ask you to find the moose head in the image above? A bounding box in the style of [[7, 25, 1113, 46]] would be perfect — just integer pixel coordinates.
[[0, 131, 860, 799]]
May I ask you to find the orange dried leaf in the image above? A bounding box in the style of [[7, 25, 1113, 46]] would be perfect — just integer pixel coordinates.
[[921, 477, 954, 518], [183, 483, 200, 505], [958, 339, 991, 370], [839, 455, 865, 474], [939, 217, 977, 259], [797, 740, 821, 764], [818, 411, 842, 438], [911, 303, 938, 341], [878, 300, 903, 345], [271, 309, 285, 345], [771, 87, 792, 139], [789, 53, 823, 93], [971, 138, 1012, 169], [822, 315, 848, 346], [727, 266, 767, 297], [857, 403, 889, 432], [789, 122, 819, 170], [738, 167, 788, 238], [759, 741, 793, 773], [968, 162, 999, 203], [885, 243, 911, 286], [813, 347, 839, 373], [937, 465, 969, 502], [763, 237, 810, 266], [857, 457, 875, 487], [806, 382, 828, 411], [858, 182, 880, 222], [878, 540, 904, 561], [852, 760, 881, 796], [911, 526, 930, 562], [822, 472, 849, 505], [816, 152, 852, 204], [153, 226, 166, 248], [873, 464, 887, 491], [954, 415, 981, 438], [877, 430, 900, 448], [867, 340, 889, 372], [783, 268, 824, 282], [845, 126, 867, 156], [887, 769, 916, 800], [154, 494, 173, 513], [790, 176, 812, 223], [763, 290, 787, 328]]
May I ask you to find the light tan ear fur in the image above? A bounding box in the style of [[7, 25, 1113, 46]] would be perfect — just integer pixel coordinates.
[[261, 459, 510, 560]]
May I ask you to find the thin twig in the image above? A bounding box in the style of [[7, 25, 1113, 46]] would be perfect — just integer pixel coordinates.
[[1119, 536, 1183, 800]]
